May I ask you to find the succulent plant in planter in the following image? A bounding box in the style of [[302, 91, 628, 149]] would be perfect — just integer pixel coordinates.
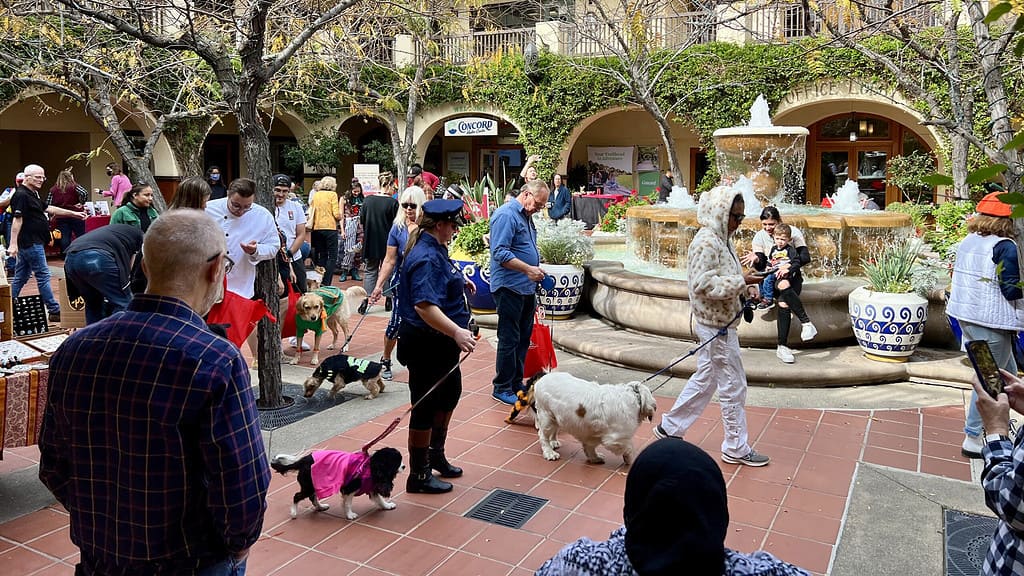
[[535, 217, 595, 318], [849, 238, 941, 362]]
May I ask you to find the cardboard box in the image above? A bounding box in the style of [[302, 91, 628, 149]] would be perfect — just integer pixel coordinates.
[[57, 277, 86, 329], [0, 284, 11, 341]]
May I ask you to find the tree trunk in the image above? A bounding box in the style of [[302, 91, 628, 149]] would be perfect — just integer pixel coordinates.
[[951, 134, 970, 201], [641, 97, 682, 193], [84, 99, 161, 209], [163, 117, 214, 181], [236, 88, 285, 409]]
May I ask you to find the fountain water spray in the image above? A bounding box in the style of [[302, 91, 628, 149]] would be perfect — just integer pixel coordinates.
[[829, 180, 864, 212], [666, 186, 695, 209]]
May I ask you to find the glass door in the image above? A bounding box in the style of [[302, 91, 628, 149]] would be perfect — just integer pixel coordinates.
[[819, 151, 849, 203], [855, 149, 888, 208]]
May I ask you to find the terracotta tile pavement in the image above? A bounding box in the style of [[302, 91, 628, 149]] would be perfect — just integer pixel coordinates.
[[1, 271, 973, 575]]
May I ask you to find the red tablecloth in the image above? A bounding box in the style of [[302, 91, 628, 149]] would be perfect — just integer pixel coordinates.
[[578, 193, 625, 200], [0, 368, 48, 458], [85, 215, 111, 232]]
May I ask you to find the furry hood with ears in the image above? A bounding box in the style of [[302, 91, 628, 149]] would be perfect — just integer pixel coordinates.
[[687, 185, 747, 327], [696, 184, 743, 242]]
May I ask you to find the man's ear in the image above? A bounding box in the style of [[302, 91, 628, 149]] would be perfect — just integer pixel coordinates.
[[205, 254, 223, 284]]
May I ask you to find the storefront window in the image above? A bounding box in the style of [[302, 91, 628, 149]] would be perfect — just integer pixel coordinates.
[[820, 115, 890, 140]]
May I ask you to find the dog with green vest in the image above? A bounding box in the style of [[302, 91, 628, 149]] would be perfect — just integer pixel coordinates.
[[290, 284, 368, 365]]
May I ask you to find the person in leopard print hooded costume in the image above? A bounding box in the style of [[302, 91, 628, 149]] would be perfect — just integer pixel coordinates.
[[653, 185, 772, 468]]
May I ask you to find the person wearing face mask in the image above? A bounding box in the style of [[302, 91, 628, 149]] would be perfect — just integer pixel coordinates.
[[39, 209, 270, 576], [207, 166, 228, 201], [100, 163, 132, 208]]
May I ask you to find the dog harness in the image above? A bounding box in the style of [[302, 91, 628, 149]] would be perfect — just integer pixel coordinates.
[[295, 286, 345, 336], [309, 449, 373, 499]]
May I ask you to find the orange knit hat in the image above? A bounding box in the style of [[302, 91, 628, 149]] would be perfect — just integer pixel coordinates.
[[976, 191, 1013, 218]]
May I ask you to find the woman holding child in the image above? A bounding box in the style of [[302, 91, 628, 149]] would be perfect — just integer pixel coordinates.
[[741, 207, 816, 364]]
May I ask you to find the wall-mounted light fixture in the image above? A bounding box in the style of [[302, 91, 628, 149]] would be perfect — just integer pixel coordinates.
[[849, 131, 858, 142]]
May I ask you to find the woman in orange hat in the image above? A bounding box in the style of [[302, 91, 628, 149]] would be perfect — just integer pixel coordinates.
[[947, 190, 1023, 458]]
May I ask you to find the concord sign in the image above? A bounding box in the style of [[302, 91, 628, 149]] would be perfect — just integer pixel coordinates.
[[445, 117, 498, 136]]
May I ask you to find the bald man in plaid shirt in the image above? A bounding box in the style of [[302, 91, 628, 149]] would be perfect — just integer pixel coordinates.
[[971, 369, 1024, 575], [39, 210, 270, 576]]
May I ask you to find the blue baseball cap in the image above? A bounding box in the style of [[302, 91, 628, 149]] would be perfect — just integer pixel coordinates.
[[422, 199, 467, 225]]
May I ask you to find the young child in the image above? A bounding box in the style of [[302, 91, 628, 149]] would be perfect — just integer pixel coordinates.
[[756, 224, 816, 357]]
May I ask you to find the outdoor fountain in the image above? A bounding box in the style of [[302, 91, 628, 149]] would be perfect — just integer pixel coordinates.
[[585, 96, 952, 349]]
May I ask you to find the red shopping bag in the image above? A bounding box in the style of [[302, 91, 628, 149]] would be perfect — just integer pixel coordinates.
[[205, 281, 276, 349], [523, 314, 557, 378], [279, 282, 301, 340]]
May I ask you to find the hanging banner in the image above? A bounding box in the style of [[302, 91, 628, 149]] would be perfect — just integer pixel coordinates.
[[353, 164, 380, 195], [588, 146, 634, 193], [636, 146, 660, 172]]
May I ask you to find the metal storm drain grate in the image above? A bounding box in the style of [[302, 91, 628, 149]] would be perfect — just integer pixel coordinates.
[[257, 384, 357, 431], [945, 508, 998, 576], [464, 489, 548, 529]]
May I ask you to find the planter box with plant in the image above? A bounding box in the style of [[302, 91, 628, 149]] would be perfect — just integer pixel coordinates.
[[451, 218, 494, 313], [536, 217, 595, 318], [848, 239, 942, 362]]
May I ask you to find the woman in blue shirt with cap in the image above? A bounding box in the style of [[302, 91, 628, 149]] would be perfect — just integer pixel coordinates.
[[397, 198, 478, 494]]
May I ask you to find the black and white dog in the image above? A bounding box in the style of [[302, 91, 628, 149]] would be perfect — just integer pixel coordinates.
[[270, 447, 404, 520], [303, 354, 385, 400]]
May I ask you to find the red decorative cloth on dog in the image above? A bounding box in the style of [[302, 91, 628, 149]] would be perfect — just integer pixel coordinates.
[[310, 449, 372, 499]]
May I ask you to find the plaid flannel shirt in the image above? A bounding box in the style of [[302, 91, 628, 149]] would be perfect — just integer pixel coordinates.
[[39, 295, 270, 574], [982, 435, 1024, 575]]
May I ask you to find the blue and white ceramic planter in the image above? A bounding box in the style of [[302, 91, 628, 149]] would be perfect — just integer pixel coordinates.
[[538, 264, 585, 319], [452, 258, 495, 314], [848, 286, 928, 362]]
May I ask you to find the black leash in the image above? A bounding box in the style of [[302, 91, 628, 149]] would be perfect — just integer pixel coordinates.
[[361, 347, 476, 453], [643, 298, 759, 394]]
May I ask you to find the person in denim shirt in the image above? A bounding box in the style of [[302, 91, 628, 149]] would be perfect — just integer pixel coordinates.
[[488, 179, 550, 405]]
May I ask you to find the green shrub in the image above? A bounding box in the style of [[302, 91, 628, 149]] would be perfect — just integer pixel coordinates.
[[598, 193, 656, 233], [885, 201, 933, 231], [925, 200, 975, 260]]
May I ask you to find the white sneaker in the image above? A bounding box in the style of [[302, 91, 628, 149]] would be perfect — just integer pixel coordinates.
[[776, 345, 795, 364], [289, 337, 311, 352], [961, 433, 984, 459], [801, 322, 818, 341]]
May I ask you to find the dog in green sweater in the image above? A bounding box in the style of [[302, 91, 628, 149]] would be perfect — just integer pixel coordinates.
[[290, 285, 368, 365]]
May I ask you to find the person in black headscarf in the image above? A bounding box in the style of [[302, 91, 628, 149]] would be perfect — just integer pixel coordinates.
[[535, 438, 811, 576]]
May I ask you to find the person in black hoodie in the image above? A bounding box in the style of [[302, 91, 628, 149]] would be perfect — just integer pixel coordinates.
[[536, 438, 811, 576], [63, 224, 144, 325]]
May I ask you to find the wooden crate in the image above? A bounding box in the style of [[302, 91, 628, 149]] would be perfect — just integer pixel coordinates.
[[57, 277, 86, 329], [0, 284, 11, 341]]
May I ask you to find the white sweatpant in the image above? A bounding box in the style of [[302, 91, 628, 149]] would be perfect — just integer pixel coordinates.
[[660, 321, 751, 458]]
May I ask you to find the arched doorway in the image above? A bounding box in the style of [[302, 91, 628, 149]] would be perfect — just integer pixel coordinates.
[[806, 113, 934, 208]]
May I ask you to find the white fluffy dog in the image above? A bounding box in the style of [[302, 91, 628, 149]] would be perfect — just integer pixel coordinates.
[[532, 372, 657, 466]]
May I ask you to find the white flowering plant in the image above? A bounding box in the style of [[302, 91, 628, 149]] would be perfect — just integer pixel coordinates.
[[535, 217, 595, 268]]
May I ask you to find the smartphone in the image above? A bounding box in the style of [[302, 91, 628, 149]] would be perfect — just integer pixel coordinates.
[[965, 339, 1006, 398]]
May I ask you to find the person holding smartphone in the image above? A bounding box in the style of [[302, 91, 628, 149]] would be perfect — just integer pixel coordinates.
[[947, 190, 1024, 458], [968, 369, 1024, 575]]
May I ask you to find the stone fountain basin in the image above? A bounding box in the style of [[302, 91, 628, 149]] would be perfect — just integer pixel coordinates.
[[626, 205, 915, 278], [585, 260, 956, 350]]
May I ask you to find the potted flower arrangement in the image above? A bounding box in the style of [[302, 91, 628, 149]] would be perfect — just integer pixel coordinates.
[[451, 218, 495, 313], [848, 238, 941, 362], [535, 217, 595, 318]]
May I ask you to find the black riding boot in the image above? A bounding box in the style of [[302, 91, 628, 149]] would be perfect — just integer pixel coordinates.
[[429, 412, 463, 478], [407, 429, 452, 494]]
